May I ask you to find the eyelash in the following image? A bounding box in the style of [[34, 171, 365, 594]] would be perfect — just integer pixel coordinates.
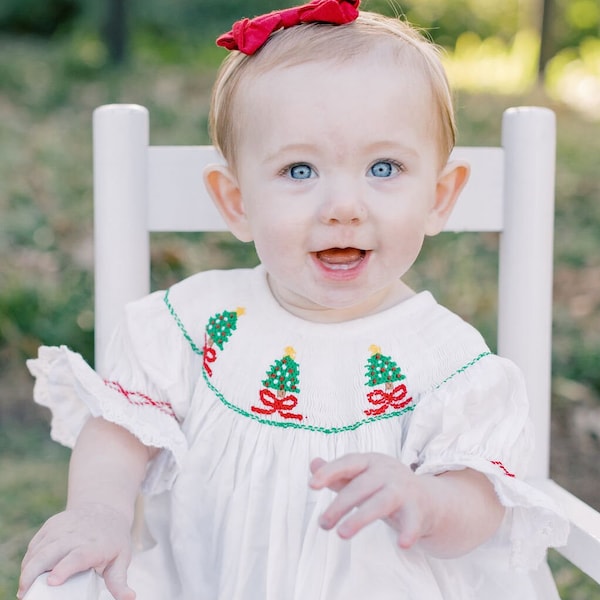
[[279, 163, 316, 180], [368, 159, 404, 178], [278, 159, 405, 179]]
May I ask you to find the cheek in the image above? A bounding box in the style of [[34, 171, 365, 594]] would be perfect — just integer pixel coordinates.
[[251, 223, 296, 267], [393, 234, 425, 267], [381, 215, 427, 266]]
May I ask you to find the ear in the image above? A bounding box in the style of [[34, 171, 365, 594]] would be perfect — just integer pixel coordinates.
[[424, 160, 470, 236], [203, 164, 253, 242]]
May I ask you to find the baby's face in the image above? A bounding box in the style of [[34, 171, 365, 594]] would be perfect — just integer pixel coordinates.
[[228, 55, 461, 322]]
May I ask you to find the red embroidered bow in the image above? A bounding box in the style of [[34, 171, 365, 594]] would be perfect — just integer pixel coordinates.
[[202, 335, 218, 377], [251, 389, 304, 421], [217, 0, 360, 55], [364, 383, 412, 417]]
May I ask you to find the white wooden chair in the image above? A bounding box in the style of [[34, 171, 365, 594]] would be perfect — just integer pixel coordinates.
[[24, 103, 600, 598]]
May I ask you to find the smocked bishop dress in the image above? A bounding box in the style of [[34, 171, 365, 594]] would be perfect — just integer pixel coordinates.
[[28, 266, 568, 600]]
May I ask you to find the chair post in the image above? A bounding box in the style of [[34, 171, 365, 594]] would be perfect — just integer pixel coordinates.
[[93, 104, 150, 374], [498, 107, 556, 480]]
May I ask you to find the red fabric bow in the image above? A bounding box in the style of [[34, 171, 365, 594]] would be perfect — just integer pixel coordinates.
[[217, 0, 360, 55]]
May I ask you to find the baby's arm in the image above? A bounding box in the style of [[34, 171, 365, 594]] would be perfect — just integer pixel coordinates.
[[309, 453, 504, 557], [19, 417, 156, 600]]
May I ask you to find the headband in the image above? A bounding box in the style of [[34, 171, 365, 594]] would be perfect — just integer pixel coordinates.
[[217, 0, 360, 55]]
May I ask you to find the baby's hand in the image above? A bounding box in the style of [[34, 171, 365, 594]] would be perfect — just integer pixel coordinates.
[[19, 503, 135, 600], [309, 453, 437, 549]]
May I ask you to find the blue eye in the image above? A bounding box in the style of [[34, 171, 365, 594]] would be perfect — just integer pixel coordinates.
[[369, 161, 398, 178], [288, 164, 314, 180]]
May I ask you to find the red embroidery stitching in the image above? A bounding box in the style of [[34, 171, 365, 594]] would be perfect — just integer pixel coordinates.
[[364, 383, 412, 416], [490, 460, 516, 478], [202, 334, 217, 377], [104, 380, 176, 419], [363, 345, 412, 416], [251, 389, 304, 421]]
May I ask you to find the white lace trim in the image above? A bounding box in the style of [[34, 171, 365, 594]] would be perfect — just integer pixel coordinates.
[[27, 345, 187, 494], [416, 457, 569, 569]]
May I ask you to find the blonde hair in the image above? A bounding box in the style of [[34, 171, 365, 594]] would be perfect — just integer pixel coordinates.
[[209, 11, 456, 170]]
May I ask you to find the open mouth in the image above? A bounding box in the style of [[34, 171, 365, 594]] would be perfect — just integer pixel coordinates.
[[315, 247, 367, 271]]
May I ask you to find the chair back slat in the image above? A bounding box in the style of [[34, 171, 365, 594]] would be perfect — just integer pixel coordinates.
[[144, 145, 505, 233]]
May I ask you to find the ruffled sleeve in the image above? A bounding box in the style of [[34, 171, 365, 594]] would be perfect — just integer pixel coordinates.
[[27, 290, 195, 494], [402, 354, 569, 570]]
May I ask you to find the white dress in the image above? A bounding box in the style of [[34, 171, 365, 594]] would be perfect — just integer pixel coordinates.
[[28, 266, 568, 600]]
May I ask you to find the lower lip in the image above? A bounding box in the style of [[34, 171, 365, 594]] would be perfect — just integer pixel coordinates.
[[311, 251, 370, 281]]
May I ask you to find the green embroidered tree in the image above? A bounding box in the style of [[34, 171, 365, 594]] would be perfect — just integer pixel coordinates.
[[262, 346, 300, 398], [365, 344, 405, 391], [206, 307, 245, 350]]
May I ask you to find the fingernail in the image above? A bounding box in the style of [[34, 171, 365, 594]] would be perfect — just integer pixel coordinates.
[[338, 522, 354, 539]]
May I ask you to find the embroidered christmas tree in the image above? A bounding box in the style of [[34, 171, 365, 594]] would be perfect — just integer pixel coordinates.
[[206, 307, 245, 350], [202, 307, 245, 377], [262, 346, 300, 395], [364, 345, 412, 416], [252, 347, 303, 421], [365, 344, 404, 390]]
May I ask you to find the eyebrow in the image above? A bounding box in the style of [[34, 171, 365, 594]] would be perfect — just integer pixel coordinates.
[[362, 140, 421, 157], [262, 143, 320, 164]]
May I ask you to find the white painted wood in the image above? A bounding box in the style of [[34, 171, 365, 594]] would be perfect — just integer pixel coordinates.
[[25, 570, 101, 599], [446, 146, 504, 232], [93, 104, 150, 375], [535, 479, 600, 585], [498, 107, 556, 480], [145, 145, 504, 233], [148, 146, 226, 232]]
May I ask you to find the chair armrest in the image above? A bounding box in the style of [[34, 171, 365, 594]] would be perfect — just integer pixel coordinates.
[[532, 478, 600, 584], [22, 570, 108, 600]]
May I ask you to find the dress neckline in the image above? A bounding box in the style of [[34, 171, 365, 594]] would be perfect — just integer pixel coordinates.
[[249, 264, 438, 334]]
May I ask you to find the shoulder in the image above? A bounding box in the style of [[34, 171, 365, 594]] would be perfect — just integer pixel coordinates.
[[409, 292, 489, 351], [384, 292, 492, 390], [125, 267, 262, 321], [400, 294, 527, 404], [164, 266, 264, 325], [119, 266, 265, 359]]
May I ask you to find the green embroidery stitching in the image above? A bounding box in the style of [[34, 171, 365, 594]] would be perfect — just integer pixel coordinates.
[[433, 351, 492, 390], [206, 307, 245, 350], [365, 344, 406, 388], [164, 288, 203, 357], [163, 287, 493, 432], [202, 366, 415, 433], [262, 347, 300, 394]]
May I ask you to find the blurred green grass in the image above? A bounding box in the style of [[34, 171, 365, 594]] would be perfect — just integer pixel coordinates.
[[0, 425, 69, 600], [1, 31, 600, 599]]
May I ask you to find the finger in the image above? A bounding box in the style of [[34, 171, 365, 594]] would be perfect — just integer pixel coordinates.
[[103, 552, 135, 600], [19, 538, 70, 593], [394, 503, 424, 549], [309, 457, 327, 475], [22, 527, 48, 558], [318, 472, 383, 531], [46, 546, 108, 586], [18, 566, 49, 599], [19, 561, 48, 596], [21, 516, 61, 564], [336, 486, 404, 539], [309, 453, 369, 490]]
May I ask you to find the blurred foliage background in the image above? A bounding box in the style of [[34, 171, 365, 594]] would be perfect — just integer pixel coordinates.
[[1, 0, 599, 598]]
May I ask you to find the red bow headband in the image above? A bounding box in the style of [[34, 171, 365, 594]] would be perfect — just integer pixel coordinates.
[[217, 0, 360, 55]]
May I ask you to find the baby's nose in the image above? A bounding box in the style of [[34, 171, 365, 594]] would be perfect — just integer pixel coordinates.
[[318, 187, 367, 225]]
